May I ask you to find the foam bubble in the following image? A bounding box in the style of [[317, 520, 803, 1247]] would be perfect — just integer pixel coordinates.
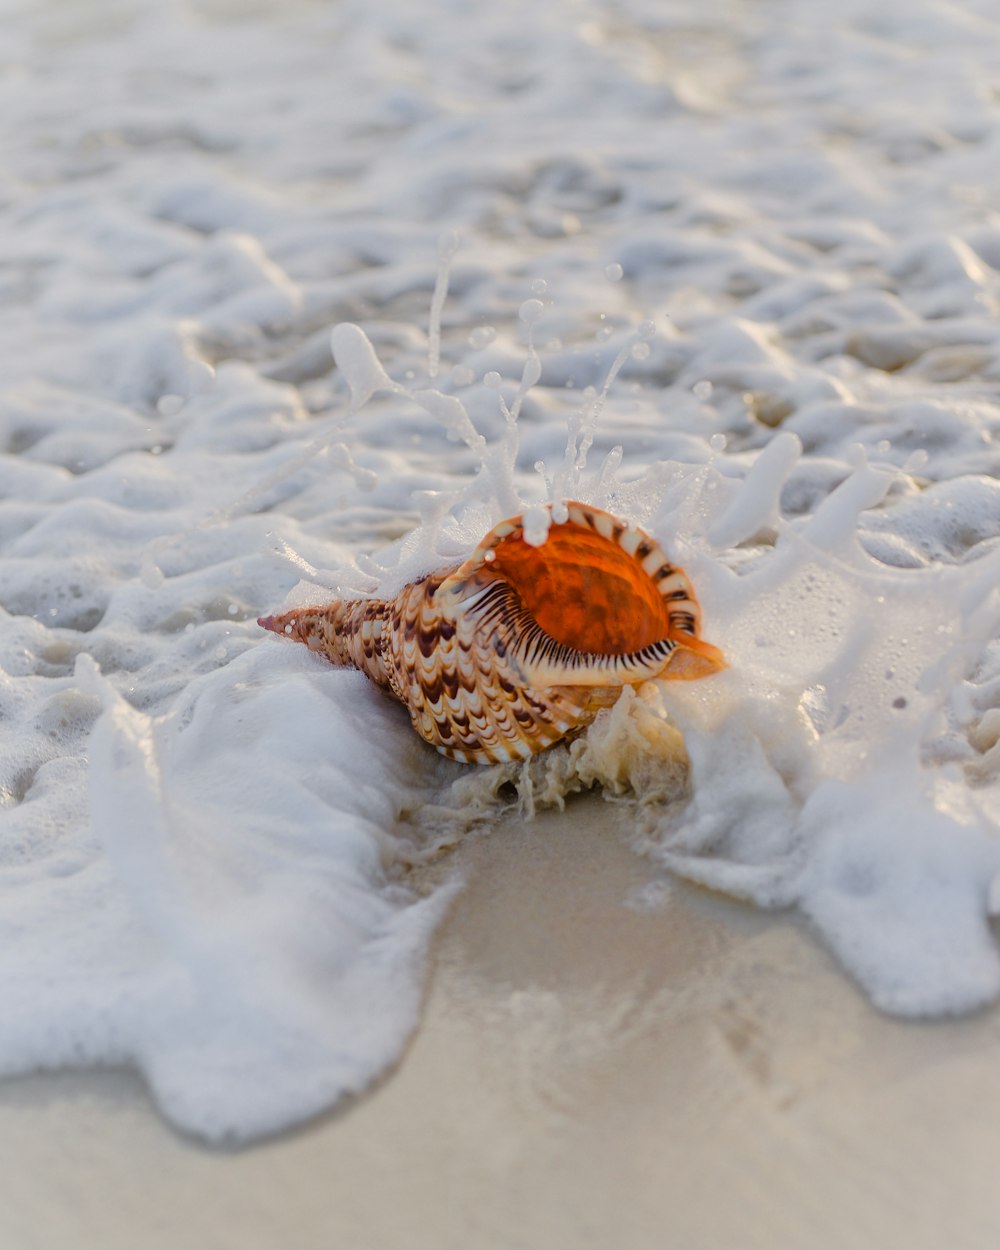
[[468, 326, 496, 349], [521, 503, 552, 547]]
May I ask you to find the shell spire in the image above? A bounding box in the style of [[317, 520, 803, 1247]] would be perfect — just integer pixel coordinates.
[[258, 599, 393, 690], [258, 502, 724, 764]]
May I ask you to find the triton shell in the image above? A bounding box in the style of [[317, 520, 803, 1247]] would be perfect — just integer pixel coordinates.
[[258, 502, 724, 764]]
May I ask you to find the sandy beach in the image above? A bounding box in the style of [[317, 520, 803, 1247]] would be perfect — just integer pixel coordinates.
[[2, 795, 999, 1250], [5, 0, 1000, 1241]]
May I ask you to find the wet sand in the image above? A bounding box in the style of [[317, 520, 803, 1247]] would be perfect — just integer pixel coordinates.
[[1, 796, 999, 1250]]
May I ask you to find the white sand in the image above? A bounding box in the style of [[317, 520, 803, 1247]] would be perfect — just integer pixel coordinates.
[[1, 796, 998, 1250]]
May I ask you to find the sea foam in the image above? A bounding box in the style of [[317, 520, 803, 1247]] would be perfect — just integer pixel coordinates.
[[0, 646, 456, 1144], [4, 0, 1000, 1146], [6, 307, 1000, 1142], [311, 321, 1000, 1020]]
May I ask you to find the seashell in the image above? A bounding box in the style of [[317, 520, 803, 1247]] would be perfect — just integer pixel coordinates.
[[258, 502, 724, 764]]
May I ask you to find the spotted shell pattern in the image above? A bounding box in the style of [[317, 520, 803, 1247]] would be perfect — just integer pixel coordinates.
[[258, 502, 724, 764]]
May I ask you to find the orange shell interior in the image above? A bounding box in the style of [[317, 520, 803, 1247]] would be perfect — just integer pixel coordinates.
[[487, 521, 677, 655]]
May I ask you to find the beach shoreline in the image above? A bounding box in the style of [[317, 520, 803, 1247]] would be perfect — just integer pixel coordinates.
[[2, 795, 999, 1250]]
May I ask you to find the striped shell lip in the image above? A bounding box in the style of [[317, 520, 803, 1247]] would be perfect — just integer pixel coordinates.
[[438, 501, 725, 685], [258, 501, 724, 764]]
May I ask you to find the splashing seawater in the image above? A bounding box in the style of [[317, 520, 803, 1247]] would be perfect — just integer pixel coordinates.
[[284, 296, 1000, 1016], [22, 256, 1000, 1147], [646, 446, 1000, 1015]]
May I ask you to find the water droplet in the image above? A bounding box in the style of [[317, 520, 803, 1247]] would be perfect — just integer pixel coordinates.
[[530, 278, 548, 295], [604, 262, 624, 282], [228, 604, 238, 616], [630, 342, 651, 361], [693, 380, 713, 401], [468, 325, 496, 349], [522, 504, 551, 547], [484, 550, 496, 563], [709, 432, 727, 452], [483, 371, 503, 389], [519, 299, 545, 325]]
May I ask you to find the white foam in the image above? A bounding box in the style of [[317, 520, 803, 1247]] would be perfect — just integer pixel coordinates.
[[46, 650, 455, 1143], [3, 0, 1000, 1145], [644, 451, 1000, 1015]]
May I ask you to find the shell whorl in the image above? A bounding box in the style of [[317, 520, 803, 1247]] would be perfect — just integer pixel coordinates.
[[258, 502, 725, 764], [258, 597, 394, 690]]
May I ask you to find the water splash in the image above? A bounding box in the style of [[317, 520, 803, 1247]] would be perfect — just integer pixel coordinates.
[[145, 283, 1000, 1025], [304, 314, 1000, 1018], [428, 229, 459, 381]]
